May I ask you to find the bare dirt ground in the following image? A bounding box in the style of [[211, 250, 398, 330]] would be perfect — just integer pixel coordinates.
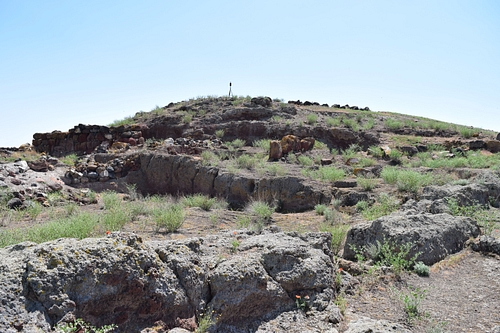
[[339, 249, 500, 333]]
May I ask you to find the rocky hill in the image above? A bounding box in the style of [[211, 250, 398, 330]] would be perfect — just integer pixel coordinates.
[[1, 95, 500, 333]]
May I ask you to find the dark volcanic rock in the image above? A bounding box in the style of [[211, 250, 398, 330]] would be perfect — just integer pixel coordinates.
[[0, 231, 339, 333]]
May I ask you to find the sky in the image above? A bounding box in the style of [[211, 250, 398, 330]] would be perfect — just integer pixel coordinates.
[[1, 1, 499, 147]]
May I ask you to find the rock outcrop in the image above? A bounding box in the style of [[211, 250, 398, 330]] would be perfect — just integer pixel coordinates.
[[0, 230, 340, 333], [125, 153, 332, 212], [342, 210, 480, 265]]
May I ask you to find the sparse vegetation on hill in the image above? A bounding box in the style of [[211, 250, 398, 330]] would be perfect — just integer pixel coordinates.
[[1, 94, 500, 332]]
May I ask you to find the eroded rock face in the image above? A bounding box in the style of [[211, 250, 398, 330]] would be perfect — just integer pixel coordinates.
[[342, 211, 480, 265], [126, 153, 332, 212], [0, 230, 339, 333]]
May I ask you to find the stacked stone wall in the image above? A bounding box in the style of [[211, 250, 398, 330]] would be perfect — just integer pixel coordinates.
[[32, 124, 146, 157]]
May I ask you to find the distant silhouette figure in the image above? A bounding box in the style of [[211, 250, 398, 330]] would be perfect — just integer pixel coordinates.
[[228, 82, 233, 98]]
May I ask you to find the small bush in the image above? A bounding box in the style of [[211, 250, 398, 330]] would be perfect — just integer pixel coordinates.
[[396, 170, 427, 193], [265, 163, 286, 176], [182, 114, 193, 124], [314, 204, 327, 215], [252, 139, 272, 152], [297, 155, 314, 167], [396, 286, 427, 321], [381, 167, 399, 184], [388, 149, 403, 162], [60, 153, 79, 167], [413, 261, 430, 276], [201, 151, 220, 167], [306, 113, 318, 125], [385, 118, 403, 130], [342, 118, 359, 131], [361, 193, 400, 220], [310, 166, 345, 182], [101, 207, 132, 231], [101, 191, 121, 210], [55, 318, 117, 333], [326, 117, 341, 127], [368, 145, 384, 158], [215, 129, 225, 139], [248, 200, 275, 224], [355, 200, 369, 212], [362, 118, 375, 130], [319, 223, 350, 254], [236, 154, 259, 170], [154, 204, 185, 233], [109, 116, 135, 127], [230, 139, 246, 148], [182, 194, 217, 211], [357, 176, 378, 191]]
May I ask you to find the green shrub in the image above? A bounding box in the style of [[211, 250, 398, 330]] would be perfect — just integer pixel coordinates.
[[368, 145, 384, 158], [446, 198, 499, 235], [342, 118, 359, 131], [182, 194, 217, 211], [304, 166, 345, 183], [326, 117, 341, 127], [306, 113, 318, 125], [265, 163, 286, 176], [201, 151, 220, 167], [357, 176, 378, 191], [60, 153, 79, 167], [0, 212, 99, 247], [101, 191, 121, 210], [388, 149, 403, 162], [355, 200, 369, 212], [236, 154, 259, 169], [381, 167, 399, 184], [108, 116, 135, 127], [55, 318, 117, 333], [372, 239, 419, 276], [313, 140, 327, 150], [248, 200, 275, 224], [101, 207, 132, 231], [396, 286, 427, 321], [385, 118, 403, 130], [25, 201, 42, 221], [362, 118, 375, 130], [182, 114, 193, 124], [319, 223, 350, 254], [361, 193, 400, 220], [154, 204, 185, 233], [358, 157, 376, 167], [396, 170, 428, 193], [252, 139, 272, 152], [413, 261, 430, 276], [230, 139, 246, 148], [215, 129, 225, 139], [297, 155, 314, 167], [314, 204, 327, 215]]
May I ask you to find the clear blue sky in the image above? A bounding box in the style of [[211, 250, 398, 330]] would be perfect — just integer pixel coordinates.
[[1, 1, 499, 147]]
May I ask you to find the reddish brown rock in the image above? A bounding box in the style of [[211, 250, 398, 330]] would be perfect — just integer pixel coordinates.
[[280, 135, 300, 154], [299, 137, 315, 151], [269, 140, 282, 161]]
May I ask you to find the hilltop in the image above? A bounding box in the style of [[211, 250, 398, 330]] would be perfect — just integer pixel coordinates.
[[1, 95, 500, 333]]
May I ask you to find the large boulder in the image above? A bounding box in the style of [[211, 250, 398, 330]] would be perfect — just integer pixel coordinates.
[[269, 140, 282, 160], [251, 96, 272, 108], [0, 231, 340, 333], [342, 211, 480, 265]]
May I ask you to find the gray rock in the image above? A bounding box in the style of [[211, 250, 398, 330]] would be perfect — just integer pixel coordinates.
[[7, 197, 23, 209], [471, 235, 500, 256], [344, 316, 412, 333], [0, 231, 338, 333], [343, 211, 480, 265]]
